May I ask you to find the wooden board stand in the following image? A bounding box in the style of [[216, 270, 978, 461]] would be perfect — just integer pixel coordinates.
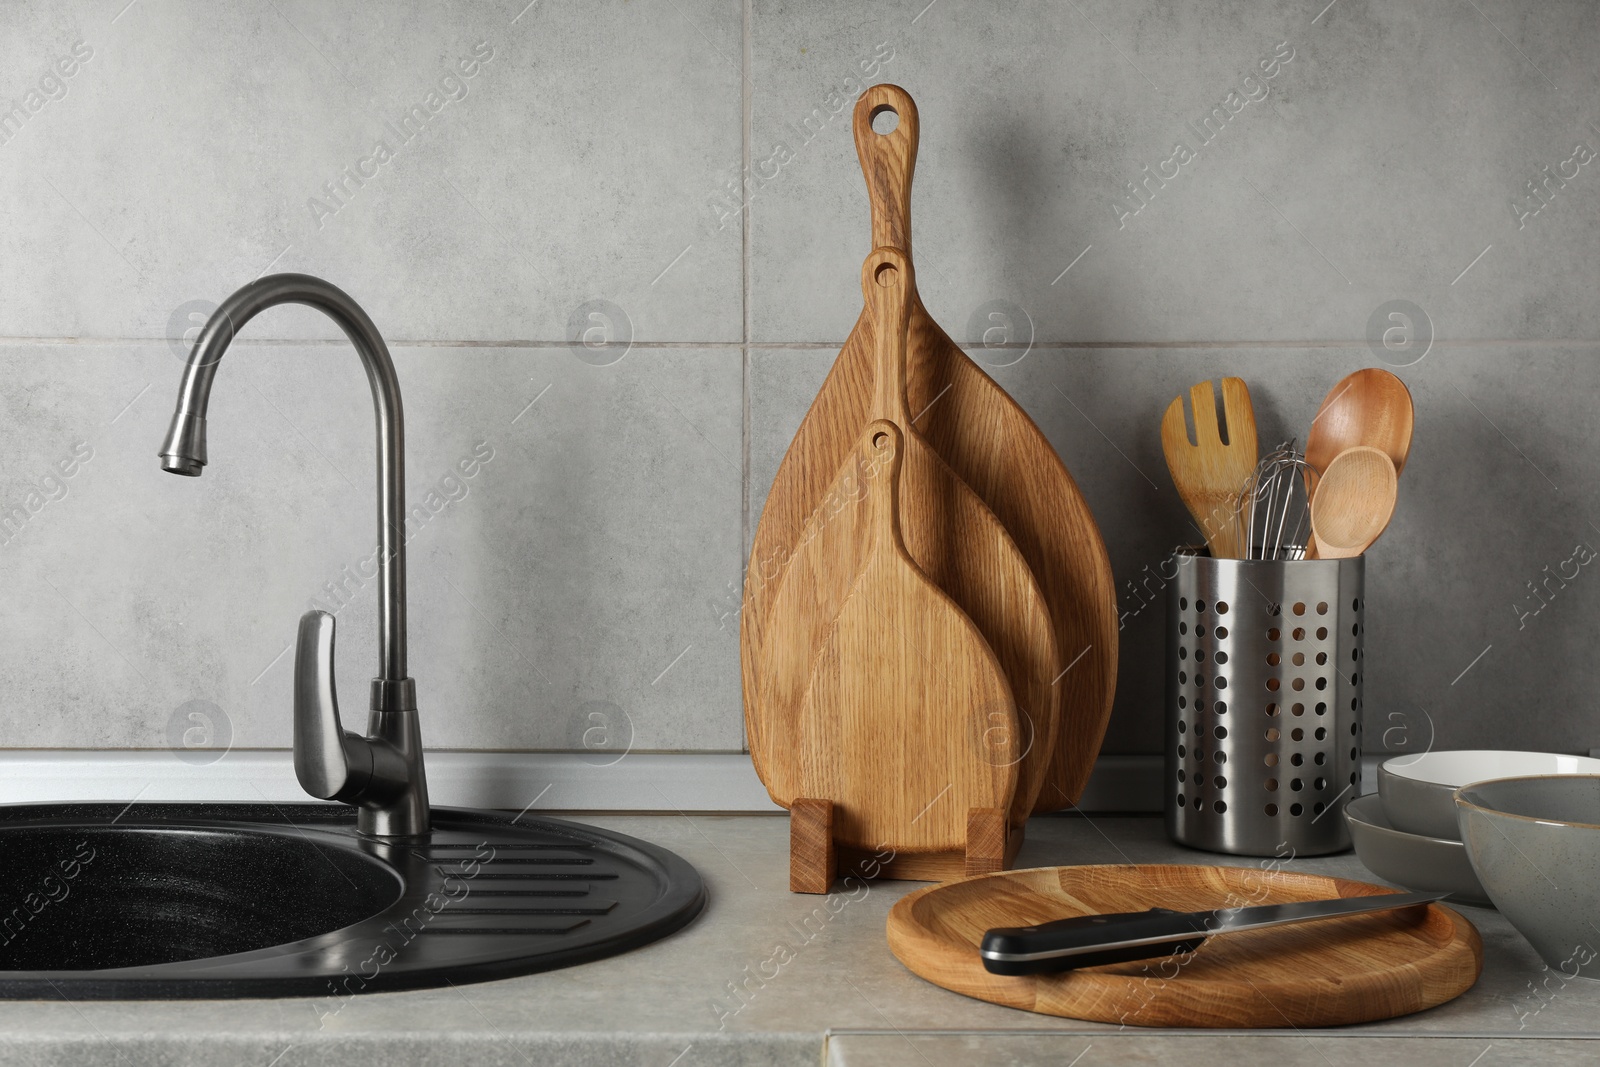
[[788, 798, 837, 894], [789, 799, 1022, 894]]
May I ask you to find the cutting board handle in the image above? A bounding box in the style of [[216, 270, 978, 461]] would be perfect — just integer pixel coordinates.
[[860, 420, 906, 556], [854, 84, 919, 256], [863, 247, 915, 427]]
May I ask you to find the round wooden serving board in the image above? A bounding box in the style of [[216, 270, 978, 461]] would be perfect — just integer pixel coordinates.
[[886, 864, 1482, 1028]]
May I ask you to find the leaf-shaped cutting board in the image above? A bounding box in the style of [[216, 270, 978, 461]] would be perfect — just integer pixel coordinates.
[[793, 419, 1019, 852], [757, 249, 1060, 825], [743, 84, 1116, 813]]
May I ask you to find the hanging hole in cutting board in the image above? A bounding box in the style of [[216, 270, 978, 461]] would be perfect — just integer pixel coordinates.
[[874, 262, 899, 286], [870, 104, 899, 134]]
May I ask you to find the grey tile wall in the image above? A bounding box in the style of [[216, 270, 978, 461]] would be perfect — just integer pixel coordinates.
[[755, 344, 1600, 756], [2, 0, 1599, 761], [750, 0, 1600, 344], [0, 343, 742, 751]]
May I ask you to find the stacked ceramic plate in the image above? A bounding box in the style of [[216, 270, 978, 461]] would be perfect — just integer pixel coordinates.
[[1346, 750, 1600, 907]]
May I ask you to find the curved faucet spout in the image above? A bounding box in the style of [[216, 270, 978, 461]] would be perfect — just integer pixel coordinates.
[[160, 273, 428, 838], [160, 273, 409, 684]]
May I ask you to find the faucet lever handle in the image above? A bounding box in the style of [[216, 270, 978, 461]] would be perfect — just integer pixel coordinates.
[[293, 610, 373, 802]]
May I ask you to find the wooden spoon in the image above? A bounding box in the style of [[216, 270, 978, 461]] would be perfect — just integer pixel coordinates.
[[757, 248, 1060, 825], [1305, 368, 1414, 477], [745, 83, 1113, 818], [1160, 378, 1258, 558], [794, 420, 1019, 852], [1309, 446, 1398, 559]]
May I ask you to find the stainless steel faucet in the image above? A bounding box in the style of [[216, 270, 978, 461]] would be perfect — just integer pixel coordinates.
[[160, 273, 430, 839]]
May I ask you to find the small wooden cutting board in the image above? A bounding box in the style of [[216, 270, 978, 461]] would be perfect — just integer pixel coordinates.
[[794, 421, 1019, 853], [886, 864, 1481, 1028]]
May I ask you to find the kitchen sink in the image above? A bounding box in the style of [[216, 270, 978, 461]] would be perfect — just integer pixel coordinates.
[[0, 802, 705, 999], [6, 275, 709, 1001]]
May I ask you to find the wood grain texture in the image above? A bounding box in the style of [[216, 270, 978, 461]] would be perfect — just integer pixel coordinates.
[[1305, 367, 1415, 478], [1160, 378, 1259, 559], [963, 809, 1008, 878], [789, 798, 837, 894], [754, 250, 1060, 825], [1309, 446, 1397, 559], [741, 83, 1117, 816], [793, 421, 1019, 853], [854, 84, 918, 254], [886, 864, 1482, 1028]]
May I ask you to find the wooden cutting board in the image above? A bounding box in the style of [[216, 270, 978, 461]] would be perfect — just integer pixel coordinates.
[[886, 864, 1481, 1028], [756, 248, 1060, 825], [743, 84, 1117, 815], [793, 420, 1018, 852]]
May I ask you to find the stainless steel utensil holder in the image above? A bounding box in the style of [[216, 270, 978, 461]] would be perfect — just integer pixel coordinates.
[[1166, 549, 1365, 856]]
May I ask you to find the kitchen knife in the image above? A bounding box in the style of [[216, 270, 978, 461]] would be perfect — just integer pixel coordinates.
[[980, 890, 1445, 975]]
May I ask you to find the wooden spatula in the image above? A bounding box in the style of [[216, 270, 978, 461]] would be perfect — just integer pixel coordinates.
[[757, 248, 1060, 825], [795, 420, 1019, 852], [743, 84, 1116, 816], [1161, 378, 1258, 558]]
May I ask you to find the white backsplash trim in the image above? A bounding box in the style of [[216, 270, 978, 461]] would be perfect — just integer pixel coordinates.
[[0, 752, 1367, 814]]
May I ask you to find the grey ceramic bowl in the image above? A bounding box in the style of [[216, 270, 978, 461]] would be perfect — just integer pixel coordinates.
[[1456, 774, 1600, 976], [1343, 793, 1492, 907], [1379, 751, 1600, 840]]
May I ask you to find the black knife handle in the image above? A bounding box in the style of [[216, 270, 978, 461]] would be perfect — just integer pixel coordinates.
[[981, 908, 1212, 976]]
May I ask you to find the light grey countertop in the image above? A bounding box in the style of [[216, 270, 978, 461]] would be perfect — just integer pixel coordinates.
[[0, 812, 1594, 1067]]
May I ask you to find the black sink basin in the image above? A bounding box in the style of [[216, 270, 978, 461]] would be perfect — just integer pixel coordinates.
[[0, 803, 704, 999], [0, 825, 400, 971]]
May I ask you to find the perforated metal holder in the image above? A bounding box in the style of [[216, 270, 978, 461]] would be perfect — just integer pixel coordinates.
[[1166, 549, 1365, 856]]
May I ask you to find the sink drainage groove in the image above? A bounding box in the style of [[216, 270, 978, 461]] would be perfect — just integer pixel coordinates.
[[447, 905, 619, 915], [425, 844, 601, 857], [0, 802, 705, 999], [438, 871, 615, 880], [417, 924, 591, 936], [433, 856, 599, 866]]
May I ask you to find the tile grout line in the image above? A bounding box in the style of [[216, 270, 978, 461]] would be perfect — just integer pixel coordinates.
[[10, 337, 1600, 350], [738, 0, 754, 757]]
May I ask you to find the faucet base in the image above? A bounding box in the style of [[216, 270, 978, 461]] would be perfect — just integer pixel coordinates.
[[356, 708, 430, 839]]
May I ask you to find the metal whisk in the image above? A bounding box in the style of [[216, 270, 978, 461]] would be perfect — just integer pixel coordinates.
[[1235, 440, 1318, 560]]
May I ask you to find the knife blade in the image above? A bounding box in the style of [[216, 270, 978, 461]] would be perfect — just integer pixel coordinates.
[[980, 890, 1445, 975]]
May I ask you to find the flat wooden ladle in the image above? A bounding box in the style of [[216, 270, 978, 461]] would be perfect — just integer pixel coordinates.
[[1306, 368, 1414, 477], [1309, 446, 1397, 559]]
